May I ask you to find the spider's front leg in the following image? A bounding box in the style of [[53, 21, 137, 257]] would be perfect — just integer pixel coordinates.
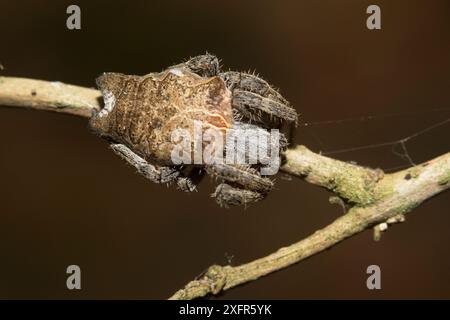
[[207, 163, 273, 207], [169, 53, 220, 78], [220, 71, 298, 126], [110, 144, 198, 192]]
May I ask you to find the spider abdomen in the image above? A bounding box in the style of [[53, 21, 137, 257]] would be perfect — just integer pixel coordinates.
[[90, 68, 233, 165]]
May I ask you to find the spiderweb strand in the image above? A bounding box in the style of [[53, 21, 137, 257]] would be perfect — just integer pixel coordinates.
[[301, 108, 450, 155], [322, 118, 450, 156], [300, 108, 450, 172], [301, 107, 450, 127]]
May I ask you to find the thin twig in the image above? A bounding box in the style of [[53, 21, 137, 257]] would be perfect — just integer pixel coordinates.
[[0, 76, 101, 117], [1, 76, 449, 300]]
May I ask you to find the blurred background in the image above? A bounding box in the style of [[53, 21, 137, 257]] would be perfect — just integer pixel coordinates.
[[0, 0, 449, 299]]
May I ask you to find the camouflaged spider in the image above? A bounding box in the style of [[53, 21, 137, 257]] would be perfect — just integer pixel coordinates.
[[90, 54, 298, 207]]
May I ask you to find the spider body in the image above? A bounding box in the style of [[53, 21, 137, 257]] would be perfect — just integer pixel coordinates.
[[90, 68, 233, 165], [90, 54, 298, 206]]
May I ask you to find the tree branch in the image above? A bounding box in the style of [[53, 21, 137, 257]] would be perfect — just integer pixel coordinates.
[[1, 76, 449, 300], [0, 76, 101, 117], [281, 145, 385, 206], [169, 151, 450, 299]]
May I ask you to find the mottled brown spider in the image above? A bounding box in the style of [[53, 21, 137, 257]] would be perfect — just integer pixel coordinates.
[[89, 54, 298, 207]]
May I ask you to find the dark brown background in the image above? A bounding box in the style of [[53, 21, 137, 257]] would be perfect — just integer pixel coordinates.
[[0, 0, 449, 299]]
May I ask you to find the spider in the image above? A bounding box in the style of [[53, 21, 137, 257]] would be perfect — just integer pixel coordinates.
[[89, 54, 298, 207]]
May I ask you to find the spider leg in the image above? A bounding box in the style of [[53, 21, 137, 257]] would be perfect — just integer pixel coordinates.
[[220, 71, 298, 128], [220, 71, 289, 105], [233, 89, 297, 125], [109, 143, 198, 191], [212, 183, 263, 208], [169, 53, 220, 77], [207, 163, 273, 206], [176, 165, 206, 192], [207, 163, 273, 193]]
